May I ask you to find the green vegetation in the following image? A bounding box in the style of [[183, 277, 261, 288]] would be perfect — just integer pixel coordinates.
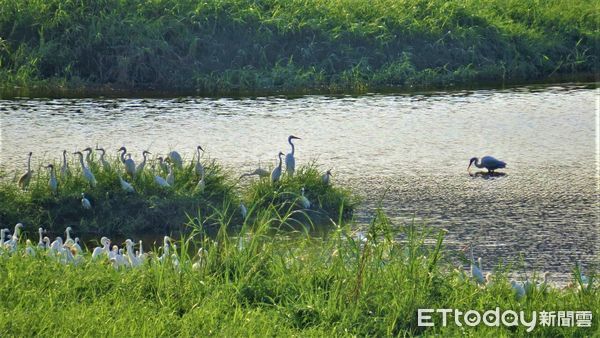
[[0, 153, 355, 236], [0, 0, 597, 95], [0, 210, 597, 336]]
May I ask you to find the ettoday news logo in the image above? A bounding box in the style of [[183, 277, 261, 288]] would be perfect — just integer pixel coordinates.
[[418, 308, 593, 332]]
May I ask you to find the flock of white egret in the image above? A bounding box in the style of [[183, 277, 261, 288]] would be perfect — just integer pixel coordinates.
[[0, 222, 196, 270], [14, 134, 330, 212]]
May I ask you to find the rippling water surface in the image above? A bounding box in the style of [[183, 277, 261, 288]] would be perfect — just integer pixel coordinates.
[[0, 84, 598, 281]]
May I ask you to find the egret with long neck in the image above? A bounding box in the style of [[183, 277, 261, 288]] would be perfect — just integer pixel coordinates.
[[136, 150, 151, 174], [271, 152, 285, 183], [83, 147, 94, 166], [74, 151, 97, 187], [60, 150, 70, 177], [195, 145, 205, 178], [322, 169, 332, 185], [95, 147, 111, 171], [285, 135, 301, 176], [118, 147, 136, 178], [18, 152, 33, 190], [46, 164, 58, 194]]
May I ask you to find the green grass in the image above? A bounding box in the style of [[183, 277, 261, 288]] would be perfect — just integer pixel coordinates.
[[0, 210, 597, 336], [0, 153, 355, 236], [0, 0, 597, 95]]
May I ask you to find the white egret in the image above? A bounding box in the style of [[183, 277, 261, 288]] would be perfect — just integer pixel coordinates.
[[240, 167, 270, 179], [0, 229, 7, 248], [239, 202, 248, 219], [271, 152, 284, 183], [136, 150, 151, 174], [322, 169, 332, 185], [468, 156, 506, 173], [60, 150, 70, 177], [64, 227, 75, 247], [42, 237, 50, 250], [46, 164, 58, 194], [73, 237, 82, 254], [470, 248, 485, 284], [4, 223, 23, 252], [83, 147, 94, 166], [125, 239, 141, 267], [166, 164, 175, 186], [137, 240, 146, 264], [118, 147, 136, 178], [154, 174, 171, 188], [196, 169, 205, 193], [192, 248, 208, 271], [25, 239, 35, 256], [195, 145, 205, 178], [167, 151, 183, 169], [299, 187, 311, 209], [92, 237, 111, 259], [74, 151, 97, 187], [37, 228, 45, 248], [95, 147, 111, 171], [118, 175, 135, 193], [81, 193, 92, 210], [285, 135, 301, 176], [158, 236, 171, 262], [49, 236, 63, 255], [17, 152, 33, 190], [157, 156, 169, 173]]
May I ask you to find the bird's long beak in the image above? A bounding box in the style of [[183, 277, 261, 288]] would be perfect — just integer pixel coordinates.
[[467, 163, 472, 172]]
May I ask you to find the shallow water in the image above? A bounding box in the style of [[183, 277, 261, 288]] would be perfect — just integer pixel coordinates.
[[0, 83, 598, 282]]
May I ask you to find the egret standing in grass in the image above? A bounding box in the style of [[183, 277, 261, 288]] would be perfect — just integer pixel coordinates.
[[83, 147, 94, 166], [322, 169, 332, 185], [167, 151, 183, 169], [166, 164, 175, 186], [271, 152, 285, 183], [118, 147, 136, 178], [81, 193, 92, 210], [136, 150, 151, 174], [60, 150, 70, 177], [118, 175, 135, 193], [470, 248, 485, 284], [196, 169, 205, 193], [299, 187, 311, 209], [17, 152, 33, 190], [74, 151, 97, 187], [46, 164, 58, 195], [157, 156, 168, 173], [195, 145, 205, 178], [285, 135, 301, 176], [468, 156, 506, 173], [95, 147, 111, 171]]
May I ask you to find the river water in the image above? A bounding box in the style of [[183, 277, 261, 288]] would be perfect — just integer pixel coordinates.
[[0, 83, 598, 282]]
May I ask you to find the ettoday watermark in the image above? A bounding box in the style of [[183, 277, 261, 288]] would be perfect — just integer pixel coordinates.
[[418, 308, 592, 332]]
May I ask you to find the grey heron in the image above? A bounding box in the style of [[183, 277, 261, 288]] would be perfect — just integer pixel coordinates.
[[271, 152, 285, 183], [468, 156, 506, 173], [285, 135, 301, 176], [17, 152, 33, 190]]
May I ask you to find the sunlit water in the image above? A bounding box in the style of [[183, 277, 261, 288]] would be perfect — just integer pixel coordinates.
[[0, 84, 598, 283]]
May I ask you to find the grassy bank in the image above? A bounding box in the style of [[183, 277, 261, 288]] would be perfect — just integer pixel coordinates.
[[0, 211, 597, 336], [0, 0, 597, 95], [0, 153, 356, 236]]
